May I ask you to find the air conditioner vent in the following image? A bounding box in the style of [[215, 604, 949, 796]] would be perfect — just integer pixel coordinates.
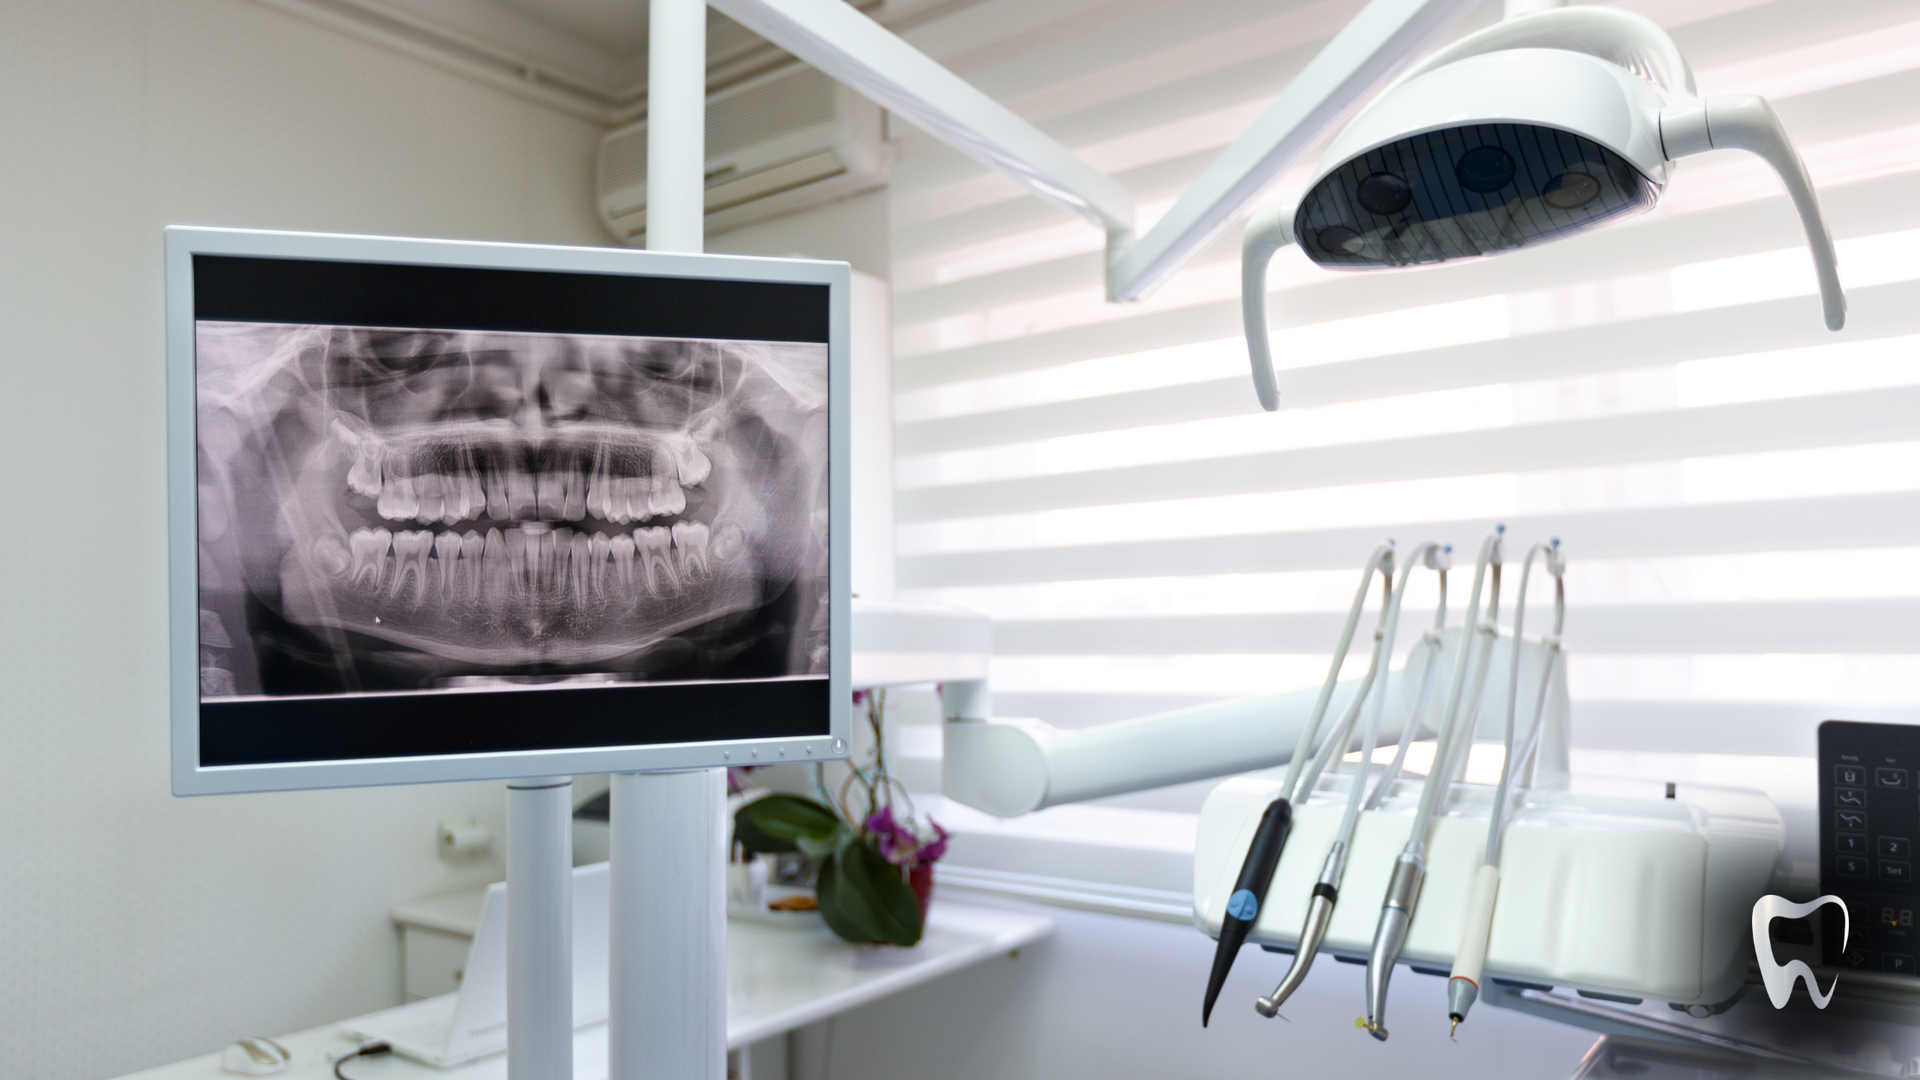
[[597, 64, 887, 244], [708, 67, 839, 159]]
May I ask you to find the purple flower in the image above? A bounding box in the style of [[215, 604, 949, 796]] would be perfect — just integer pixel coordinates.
[[863, 805, 950, 867], [852, 689, 868, 705], [918, 819, 951, 865]]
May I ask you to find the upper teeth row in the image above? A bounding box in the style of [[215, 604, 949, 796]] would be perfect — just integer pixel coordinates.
[[348, 466, 693, 527]]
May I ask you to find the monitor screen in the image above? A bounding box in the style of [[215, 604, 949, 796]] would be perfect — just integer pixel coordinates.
[[167, 229, 849, 793]]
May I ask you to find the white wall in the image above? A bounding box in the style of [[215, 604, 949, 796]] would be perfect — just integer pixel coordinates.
[[0, 3, 610, 1078]]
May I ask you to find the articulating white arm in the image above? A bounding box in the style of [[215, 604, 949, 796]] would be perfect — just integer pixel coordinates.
[[1662, 95, 1845, 331]]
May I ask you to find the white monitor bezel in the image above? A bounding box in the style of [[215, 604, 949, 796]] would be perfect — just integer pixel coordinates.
[[166, 225, 851, 795]]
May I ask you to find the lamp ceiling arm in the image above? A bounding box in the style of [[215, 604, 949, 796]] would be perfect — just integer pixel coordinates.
[[1105, 0, 1480, 303], [707, 0, 1135, 235]]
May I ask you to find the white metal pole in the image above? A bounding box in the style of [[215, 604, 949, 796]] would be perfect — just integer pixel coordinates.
[[610, 13, 726, 1079], [506, 777, 573, 1080], [609, 769, 729, 1080], [643, 0, 708, 256]]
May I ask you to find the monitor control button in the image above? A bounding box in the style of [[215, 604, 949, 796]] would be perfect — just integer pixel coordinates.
[[1879, 768, 1910, 789]]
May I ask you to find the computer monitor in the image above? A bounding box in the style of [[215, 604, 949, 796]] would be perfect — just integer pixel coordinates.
[[166, 227, 849, 794]]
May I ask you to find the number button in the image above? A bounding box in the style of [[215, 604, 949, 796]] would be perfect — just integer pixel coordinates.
[[1839, 810, 1868, 831], [1880, 860, 1913, 883], [1880, 768, 1910, 789], [1837, 765, 1866, 786], [1839, 854, 1869, 877], [1839, 832, 1869, 854], [1838, 788, 1868, 807], [1882, 837, 1913, 858]]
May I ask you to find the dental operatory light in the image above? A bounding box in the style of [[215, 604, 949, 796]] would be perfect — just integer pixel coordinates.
[[1242, 5, 1846, 412]]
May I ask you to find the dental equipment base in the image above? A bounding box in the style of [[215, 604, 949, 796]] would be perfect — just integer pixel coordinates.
[[1193, 777, 1783, 1011], [108, 900, 1053, 1080]]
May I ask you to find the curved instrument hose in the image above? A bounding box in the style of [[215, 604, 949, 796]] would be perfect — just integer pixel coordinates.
[[1366, 557, 1451, 811], [1281, 544, 1393, 802]]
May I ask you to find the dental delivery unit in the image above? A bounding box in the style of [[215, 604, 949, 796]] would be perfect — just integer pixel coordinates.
[[931, 531, 1785, 1039], [721, 0, 1841, 1050]]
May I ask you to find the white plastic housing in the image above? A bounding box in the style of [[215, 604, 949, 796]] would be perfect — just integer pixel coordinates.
[[1313, 47, 1670, 193], [1193, 777, 1782, 1005]]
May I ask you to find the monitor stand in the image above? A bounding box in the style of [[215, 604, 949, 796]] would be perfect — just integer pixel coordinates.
[[610, 770, 729, 1079], [506, 777, 574, 1080]]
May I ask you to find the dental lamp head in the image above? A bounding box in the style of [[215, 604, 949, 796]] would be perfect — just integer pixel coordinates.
[[1243, 7, 1846, 412]]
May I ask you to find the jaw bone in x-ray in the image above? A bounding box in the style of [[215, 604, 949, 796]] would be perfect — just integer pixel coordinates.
[[194, 322, 829, 698]]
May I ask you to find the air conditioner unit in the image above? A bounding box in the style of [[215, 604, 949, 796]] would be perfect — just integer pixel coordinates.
[[598, 64, 888, 244]]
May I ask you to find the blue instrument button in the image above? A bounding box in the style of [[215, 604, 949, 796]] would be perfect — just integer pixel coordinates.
[[1227, 889, 1259, 921]]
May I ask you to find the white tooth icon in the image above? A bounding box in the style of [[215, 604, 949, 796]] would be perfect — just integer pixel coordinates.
[[637, 526, 677, 596], [672, 521, 711, 578], [391, 530, 433, 604], [348, 528, 390, 586], [434, 531, 461, 600], [610, 533, 636, 589]]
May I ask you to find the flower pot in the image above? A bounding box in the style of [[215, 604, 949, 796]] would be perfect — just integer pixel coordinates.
[[908, 862, 935, 921]]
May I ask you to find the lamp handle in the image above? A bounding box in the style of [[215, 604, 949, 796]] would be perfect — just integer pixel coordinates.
[[1663, 94, 1845, 331], [1241, 205, 1294, 411]]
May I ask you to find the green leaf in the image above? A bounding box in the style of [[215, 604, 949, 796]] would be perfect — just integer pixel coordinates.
[[816, 835, 924, 948], [735, 794, 842, 854]]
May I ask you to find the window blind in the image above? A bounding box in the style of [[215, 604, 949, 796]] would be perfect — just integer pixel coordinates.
[[885, 0, 1920, 764]]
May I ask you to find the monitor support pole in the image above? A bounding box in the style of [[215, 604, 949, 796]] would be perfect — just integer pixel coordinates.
[[609, 3, 730, 1078], [506, 777, 574, 1080]]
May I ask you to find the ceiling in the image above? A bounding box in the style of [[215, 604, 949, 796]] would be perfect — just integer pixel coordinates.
[[288, 0, 976, 124]]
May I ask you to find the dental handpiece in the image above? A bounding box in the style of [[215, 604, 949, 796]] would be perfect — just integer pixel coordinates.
[[1448, 541, 1565, 1036], [1364, 529, 1504, 1041], [1257, 544, 1427, 1019], [1201, 544, 1391, 1025]]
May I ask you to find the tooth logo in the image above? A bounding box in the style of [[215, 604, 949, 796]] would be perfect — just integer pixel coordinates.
[[1752, 894, 1847, 1009]]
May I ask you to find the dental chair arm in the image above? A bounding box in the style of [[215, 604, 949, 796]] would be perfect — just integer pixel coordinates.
[[1662, 94, 1845, 331]]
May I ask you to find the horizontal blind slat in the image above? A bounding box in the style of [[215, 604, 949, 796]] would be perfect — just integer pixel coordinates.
[[896, 277, 1920, 455], [898, 491, 1920, 586], [896, 383, 1920, 521], [990, 599, 1920, 655]]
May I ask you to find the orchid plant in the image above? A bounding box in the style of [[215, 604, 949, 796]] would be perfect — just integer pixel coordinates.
[[733, 689, 949, 947]]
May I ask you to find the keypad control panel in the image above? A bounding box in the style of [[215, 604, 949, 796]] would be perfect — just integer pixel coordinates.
[[1819, 721, 1920, 975]]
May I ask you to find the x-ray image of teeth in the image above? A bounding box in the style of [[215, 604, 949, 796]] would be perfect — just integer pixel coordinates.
[[194, 321, 829, 699]]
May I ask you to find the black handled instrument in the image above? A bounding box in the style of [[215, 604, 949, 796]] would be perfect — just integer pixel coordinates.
[[1202, 797, 1293, 1025]]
